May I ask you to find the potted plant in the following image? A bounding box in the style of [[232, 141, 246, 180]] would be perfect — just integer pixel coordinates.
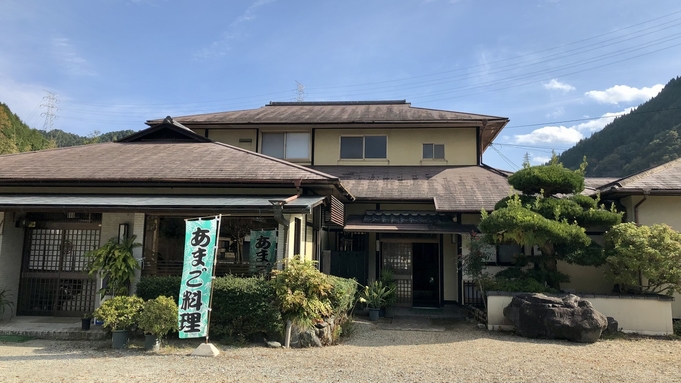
[[85, 235, 141, 298], [93, 295, 144, 349], [379, 268, 398, 318], [137, 296, 179, 352], [81, 312, 92, 331], [360, 281, 394, 321]]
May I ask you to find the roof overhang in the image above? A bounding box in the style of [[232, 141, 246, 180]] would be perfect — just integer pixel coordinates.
[[0, 195, 326, 214], [344, 222, 478, 233]]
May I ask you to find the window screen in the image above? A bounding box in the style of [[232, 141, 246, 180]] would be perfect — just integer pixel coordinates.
[[262, 133, 285, 158], [364, 136, 387, 158], [340, 137, 364, 159], [285, 133, 309, 159]]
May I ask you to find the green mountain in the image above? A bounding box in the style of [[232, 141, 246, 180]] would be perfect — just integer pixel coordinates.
[[0, 103, 55, 154], [559, 76, 681, 177], [39, 129, 137, 147]]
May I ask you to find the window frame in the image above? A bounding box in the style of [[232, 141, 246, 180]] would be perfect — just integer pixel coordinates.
[[260, 131, 311, 161], [483, 243, 523, 266], [339, 135, 388, 160], [422, 143, 445, 160]]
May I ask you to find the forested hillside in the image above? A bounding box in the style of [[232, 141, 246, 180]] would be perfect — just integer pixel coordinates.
[[559, 76, 681, 177], [0, 102, 137, 154], [0, 103, 55, 154], [39, 129, 137, 147]]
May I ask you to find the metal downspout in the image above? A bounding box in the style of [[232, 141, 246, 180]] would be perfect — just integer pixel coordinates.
[[633, 190, 649, 291]]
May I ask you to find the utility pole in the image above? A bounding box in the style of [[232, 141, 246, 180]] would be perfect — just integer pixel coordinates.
[[40, 91, 59, 131]]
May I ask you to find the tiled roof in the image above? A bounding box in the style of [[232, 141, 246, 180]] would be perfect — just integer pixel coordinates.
[[0, 141, 338, 184], [314, 165, 512, 212], [599, 158, 681, 193], [146, 100, 509, 151]]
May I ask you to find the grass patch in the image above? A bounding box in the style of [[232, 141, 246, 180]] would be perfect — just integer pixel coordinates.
[[0, 335, 35, 343]]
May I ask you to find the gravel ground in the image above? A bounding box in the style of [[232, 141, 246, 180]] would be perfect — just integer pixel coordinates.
[[1, 319, 680, 383]]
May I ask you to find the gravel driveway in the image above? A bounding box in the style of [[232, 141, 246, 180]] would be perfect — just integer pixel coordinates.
[[0, 319, 680, 383]]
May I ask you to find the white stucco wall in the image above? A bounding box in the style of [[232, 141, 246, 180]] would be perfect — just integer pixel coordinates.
[[487, 294, 673, 336]]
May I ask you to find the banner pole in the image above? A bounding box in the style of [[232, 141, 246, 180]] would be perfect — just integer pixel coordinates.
[[204, 214, 221, 344]]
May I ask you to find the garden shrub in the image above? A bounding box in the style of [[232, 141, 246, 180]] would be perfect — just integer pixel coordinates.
[[135, 276, 181, 303], [210, 275, 282, 341], [327, 275, 358, 315]]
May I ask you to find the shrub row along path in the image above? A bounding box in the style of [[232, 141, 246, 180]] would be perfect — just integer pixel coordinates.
[[0, 319, 679, 383]]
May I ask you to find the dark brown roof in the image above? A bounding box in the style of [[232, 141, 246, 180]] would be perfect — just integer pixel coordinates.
[[0, 141, 340, 185], [314, 165, 511, 212], [146, 100, 509, 151], [599, 158, 681, 194]]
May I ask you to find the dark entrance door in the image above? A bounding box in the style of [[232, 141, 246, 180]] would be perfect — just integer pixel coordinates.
[[17, 223, 100, 316], [412, 243, 439, 307]]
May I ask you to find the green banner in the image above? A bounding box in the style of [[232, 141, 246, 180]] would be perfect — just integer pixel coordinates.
[[249, 230, 277, 274], [178, 217, 219, 339]]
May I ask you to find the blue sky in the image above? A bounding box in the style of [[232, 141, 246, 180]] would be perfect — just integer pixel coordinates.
[[1, 0, 680, 170]]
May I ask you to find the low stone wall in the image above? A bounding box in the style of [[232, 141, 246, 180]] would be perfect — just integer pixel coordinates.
[[487, 291, 674, 336]]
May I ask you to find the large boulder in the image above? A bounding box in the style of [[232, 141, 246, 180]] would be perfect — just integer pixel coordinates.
[[503, 293, 608, 343]]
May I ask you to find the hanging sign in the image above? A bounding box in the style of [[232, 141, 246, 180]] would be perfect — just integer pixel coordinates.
[[178, 216, 220, 339], [248, 230, 277, 274]]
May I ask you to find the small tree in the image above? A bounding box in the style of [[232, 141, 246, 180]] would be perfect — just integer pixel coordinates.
[[461, 232, 492, 309], [479, 157, 622, 289], [86, 235, 141, 297], [605, 223, 681, 295]]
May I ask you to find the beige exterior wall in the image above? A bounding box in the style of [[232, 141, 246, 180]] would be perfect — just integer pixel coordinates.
[[313, 128, 477, 166], [443, 234, 458, 301], [558, 261, 613, 294], [206, 129, 258, 152], [487, 294, 673, 335], [0, 211, 24, 320]]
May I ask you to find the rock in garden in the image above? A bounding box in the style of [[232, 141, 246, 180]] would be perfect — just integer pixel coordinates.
[[503, 293, 607, 343], [602, 317, 619, 336]]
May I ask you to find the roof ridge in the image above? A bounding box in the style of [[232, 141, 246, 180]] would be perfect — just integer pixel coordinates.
[[268, 100, 407, 106], [209, 141, 339, 180]]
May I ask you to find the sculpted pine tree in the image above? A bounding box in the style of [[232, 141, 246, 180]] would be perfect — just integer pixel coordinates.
[[479, 157, 622, 289]]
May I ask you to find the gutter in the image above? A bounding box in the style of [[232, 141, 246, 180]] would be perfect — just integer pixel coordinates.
[[633, 190, 650, 225]]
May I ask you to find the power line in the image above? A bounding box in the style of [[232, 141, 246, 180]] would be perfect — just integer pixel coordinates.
[[504, 106, 681, 130]]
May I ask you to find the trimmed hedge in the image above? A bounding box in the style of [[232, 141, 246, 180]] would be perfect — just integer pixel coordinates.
[[210, 276, 282, 340], [135, 273, 356, 342], [135, 276, 181, 303]]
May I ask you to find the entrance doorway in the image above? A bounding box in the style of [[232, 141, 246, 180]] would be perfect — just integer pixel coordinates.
[[17, 223, 100, 317], [382, 239, 440, 308], [412, 243, 439, 307]]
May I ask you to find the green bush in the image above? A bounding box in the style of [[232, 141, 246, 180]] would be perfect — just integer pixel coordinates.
[[136, 276, 181, 303], [210, 276, 282, 340], [674, 320, 681, 337], [93, 295, 144, 331], [272, 257, 333, 327], [328, 276, 358, 315], [138, 296, 179, 338]]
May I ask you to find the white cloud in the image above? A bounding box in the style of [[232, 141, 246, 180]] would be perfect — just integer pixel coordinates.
[[585, 84, 663, 104], [513, 107, 634, 145], [543, 79, 575, 92], [514, 126, 583, 145], [531, 155, 551, 165], [195, 0, 275, 59], [51, 37, 96, 77], [546, 106, 565, 118]]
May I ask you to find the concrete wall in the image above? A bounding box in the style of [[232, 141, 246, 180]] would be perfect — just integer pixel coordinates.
[[0, 212, 24, 320], [558, 262, 613, 294], [314, 128, 478, 166], [487, 294, 674, 335]]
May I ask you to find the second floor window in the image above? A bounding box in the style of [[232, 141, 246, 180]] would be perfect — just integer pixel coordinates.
[[340, 136, 387, 159], [261, 132, 309, 160], [423, 143, 445, 159]]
